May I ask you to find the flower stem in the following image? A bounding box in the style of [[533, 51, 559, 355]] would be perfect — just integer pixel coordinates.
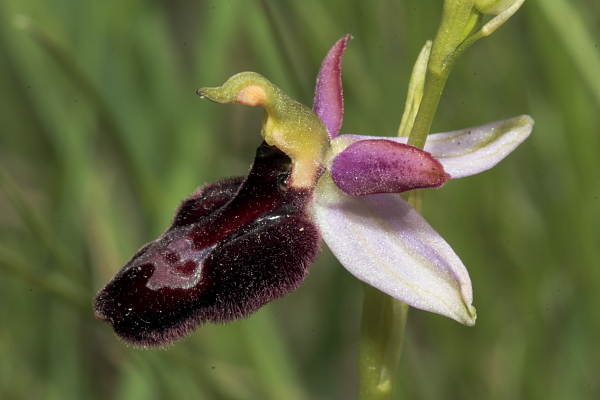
[[358, 283, 409, 400], [357, 194, 423, 398], [358, 2, 526, 397], [407, 1, 480, 149], [407, 0, 526, 149], [406, 69, 449, 149]]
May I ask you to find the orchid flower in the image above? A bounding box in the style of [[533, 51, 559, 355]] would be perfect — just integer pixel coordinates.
[[93, 36, 532, 348], [311, 36, 533, 326]]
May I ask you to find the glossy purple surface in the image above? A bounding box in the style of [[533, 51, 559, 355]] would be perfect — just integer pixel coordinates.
[[93, 143, 320, 348]]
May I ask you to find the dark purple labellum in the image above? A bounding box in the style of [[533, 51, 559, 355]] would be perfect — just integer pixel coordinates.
[[93, 143, 321, 348]]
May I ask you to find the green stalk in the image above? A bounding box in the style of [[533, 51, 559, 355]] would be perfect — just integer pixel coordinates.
[[407, 70, 451, 149], [357, 1, 528, 397], [358, 191, 421, 400], [357, 4, 471, 395], [358, 285, 409, 400], [408, 1, 480, 149], [408, 0, 527, 148], [357, 1, 525, 395]]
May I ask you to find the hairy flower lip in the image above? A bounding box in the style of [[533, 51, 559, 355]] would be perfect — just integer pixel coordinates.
[[93, 143, 321, 348]]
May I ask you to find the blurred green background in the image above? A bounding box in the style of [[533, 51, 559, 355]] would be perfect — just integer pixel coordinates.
[[1, 0, 599, 399]]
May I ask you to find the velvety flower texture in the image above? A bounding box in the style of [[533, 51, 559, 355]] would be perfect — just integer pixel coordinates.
[[94, 35, 533, 348], [94, 144, 320, 347]]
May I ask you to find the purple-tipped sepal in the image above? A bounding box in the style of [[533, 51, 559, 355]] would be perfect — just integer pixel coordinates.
[[330, 139, 450, 196], [93, 143, 320, 348], [313, 35, 351, 138]]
